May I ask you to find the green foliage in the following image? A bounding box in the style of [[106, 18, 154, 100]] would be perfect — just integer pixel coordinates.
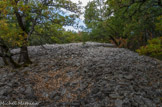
[[60, 31, 81, 43], [29, 29, 83, 45], [156, 15, 162, 31], [0, 0, 82, 66], [0, 0, 81, 48], [84, 0, 162, 50], [136, 37, 162, 60], [0, 19, 25, 47]]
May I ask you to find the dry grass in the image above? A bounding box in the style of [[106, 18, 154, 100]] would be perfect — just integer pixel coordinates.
[[29, 66, 92, 103]]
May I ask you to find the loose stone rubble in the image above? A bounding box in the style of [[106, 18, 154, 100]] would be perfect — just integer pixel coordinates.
[[0, 42, 161, 107]]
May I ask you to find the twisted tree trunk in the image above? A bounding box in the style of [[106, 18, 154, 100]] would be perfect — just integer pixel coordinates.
[[18, 46, 32, 64]]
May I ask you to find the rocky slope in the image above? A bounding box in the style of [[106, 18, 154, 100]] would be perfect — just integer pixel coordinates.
[[0, 42, 161, 107]]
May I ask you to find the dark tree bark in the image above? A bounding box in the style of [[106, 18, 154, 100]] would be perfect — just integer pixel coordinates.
[[13, 1, 32, 64], [18, 46, 32, 64], [0, 38, 20, 68], [109, 35, 119, 47], [0, 47, 9, 66], [104, 23, 119, 46]]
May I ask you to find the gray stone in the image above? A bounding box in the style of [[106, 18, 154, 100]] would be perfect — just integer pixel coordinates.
[[132, 102, 139, 106], [49, 91, 57, 99], [109, 93, 121, 99], [19, 87, 25, 93], [67, 93, 72, 99], [100, 81, 108, 86], [142, 97, 156, 107], [153, 98, 160, 103], [92, 88, 100, 94], [93, 92, 104, 99], [75, 63, 80, 66], [71, 102, 80, 106], [0, 83, 6, 87], [61, 88, 66, 95], [134, 96, 144, 105], [93, 103, 100, 107], [0, 86, 12, 96], [42, 92, 49, 98], [115, 99, 123, 107], [12, 82, 19, 88], [24, 86, 35, 99], [124, 75, 133, 80], [0, 89, 6, 95], [0, 42, 161, 107], [54, 96, 61, 101], [102, 88, 112, 96]]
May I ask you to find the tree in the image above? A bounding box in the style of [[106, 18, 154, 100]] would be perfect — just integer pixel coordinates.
[[84, 0, 119, 45], [107, 0, 162, 49], [0, 0, 81, 67], [84, 0, 162, 49]]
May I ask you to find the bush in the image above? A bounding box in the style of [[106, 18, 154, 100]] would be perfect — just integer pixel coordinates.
[[136, 37, 162, 60]]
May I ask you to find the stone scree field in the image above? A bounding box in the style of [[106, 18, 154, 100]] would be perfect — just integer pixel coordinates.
[[0, 42, 162, 107]]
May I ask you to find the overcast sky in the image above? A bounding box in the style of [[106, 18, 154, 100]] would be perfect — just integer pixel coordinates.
[[79, 0, 92, 6], [71, 0, 92, 10], [64, 0, 92, 32]]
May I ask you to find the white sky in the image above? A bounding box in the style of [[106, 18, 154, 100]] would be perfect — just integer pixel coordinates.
[[64, 0, 92, 32], [79, 0, 92, 6], [72, 0, 92, 20], [71, 0, 91, 8]]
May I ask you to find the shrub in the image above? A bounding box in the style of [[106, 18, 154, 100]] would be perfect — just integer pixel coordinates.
[[136, 37, 162, 60]]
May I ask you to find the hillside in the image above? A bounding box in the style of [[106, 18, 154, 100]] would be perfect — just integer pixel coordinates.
[[0, 42, 161, 107]]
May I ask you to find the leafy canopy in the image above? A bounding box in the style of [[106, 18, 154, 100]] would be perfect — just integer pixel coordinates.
[[0, 0, 81, 47]]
